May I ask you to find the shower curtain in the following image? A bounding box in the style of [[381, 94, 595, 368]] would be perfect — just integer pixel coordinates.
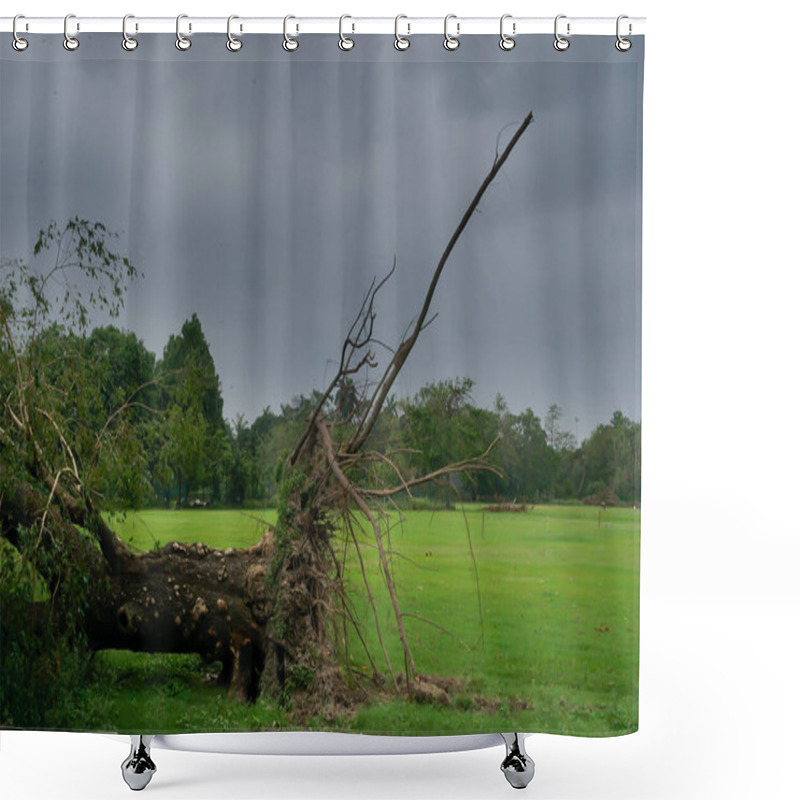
[[0, 27, 643, 738]]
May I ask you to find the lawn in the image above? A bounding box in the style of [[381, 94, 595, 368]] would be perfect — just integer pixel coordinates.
[[75, 504, 639, 736]]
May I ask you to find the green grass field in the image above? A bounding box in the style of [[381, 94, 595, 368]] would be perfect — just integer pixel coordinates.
[[74, 505, 639, 736]]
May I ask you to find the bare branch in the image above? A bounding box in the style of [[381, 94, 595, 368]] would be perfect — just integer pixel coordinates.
[[1, 312, 29, 428], [93, 379, 162, 455], [361, 437, 502, 498], [37, 465, 81, 546], [348, 111, 534, 453], [288, 259, 397, 466], [342, 509, 398, 689], [316, 416, 418, 688], [36, 407, 81, 485]]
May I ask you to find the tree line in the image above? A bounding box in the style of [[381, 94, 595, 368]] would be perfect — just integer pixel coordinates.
[[32, 315, 639, 509]]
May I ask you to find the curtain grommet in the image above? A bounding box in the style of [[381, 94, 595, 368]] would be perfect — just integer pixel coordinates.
[[283, 15, 299, 51], [615, 15, 632, 51], [63, 13, 79, 51], [338, 14, 355, 51], [226, 15, 243, 52], [12, 15, 29, 51], [499, 14, 516, 51], [443, 14, 460, 51], [176, 13, 192, 51], [394, 15, 410, 51], [554, 15, 570, 51], [122, 14, 138, 51]]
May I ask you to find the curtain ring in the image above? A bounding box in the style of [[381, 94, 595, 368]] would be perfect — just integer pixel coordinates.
[[122, 14, 138, 51], [499, 14, 515, 51], [283, 15, 298, 51], [553, 14, 570, 51], [339, 14, 354, 51], [176, 13, 191, 51], [394, 14, 410, 51], [63, 13, 79, 51], [443, 14, 460, 51], [12, 14, 29, 52], [615, 15, 632, 51], [227, 15, 242, 52]]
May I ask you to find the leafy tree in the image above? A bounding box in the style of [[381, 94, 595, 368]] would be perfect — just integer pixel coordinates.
[[1, 219, 138, 725], [157, 313, 225, 501], [159, 312, 224, 432], [85, 325, 157, 421], [404, 378, 475, 466], [163, 402, 207, 505], [544, 403, 576, 453], [577, 411, 641, 503], [509, 407, 554, 501], [401, 378, 491, 503]]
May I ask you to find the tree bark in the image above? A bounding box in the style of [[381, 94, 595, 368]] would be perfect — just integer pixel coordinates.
[[1, 479, 274, 702], [96, 533, 274, 701]]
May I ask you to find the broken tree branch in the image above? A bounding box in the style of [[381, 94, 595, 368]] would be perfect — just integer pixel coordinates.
[[349, 111, 534, 453], [361, 438, 502, 498]]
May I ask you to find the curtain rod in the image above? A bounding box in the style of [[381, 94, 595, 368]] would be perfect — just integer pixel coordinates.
[[0, 16, 646, 37]]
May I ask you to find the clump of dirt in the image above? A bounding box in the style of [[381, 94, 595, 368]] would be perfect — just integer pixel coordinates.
[[277, 668, 533, 727], [412, 679, 451, 706], [284, 660, 368, 724]]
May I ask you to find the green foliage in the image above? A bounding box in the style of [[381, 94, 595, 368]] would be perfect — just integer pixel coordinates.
[[2, 218, 137, 336], [0, 220, 139, 728], [559, 411, 641, 503], [40, 650, 290, 733], [0, 526, 92, 727], [163, 403, 208, 503], [159, 312, 225, 431], [402, 377, 478, 472], [286, 663, 315, 692], [395, 380, 640, 505], [270, 466, 311, 584]]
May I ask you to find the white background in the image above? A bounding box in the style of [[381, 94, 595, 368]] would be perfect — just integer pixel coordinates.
[[2, 1, 799, 798]]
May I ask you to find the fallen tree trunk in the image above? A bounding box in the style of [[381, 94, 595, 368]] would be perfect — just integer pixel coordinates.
[[0, 479, 274, 702], [94, 532, 275, 702]]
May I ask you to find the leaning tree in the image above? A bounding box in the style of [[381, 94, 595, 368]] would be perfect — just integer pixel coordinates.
[[0, 113, 532, 716]]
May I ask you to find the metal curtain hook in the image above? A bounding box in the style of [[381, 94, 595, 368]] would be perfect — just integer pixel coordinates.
[[500, 14, 515, 50], [616, 14, 632, 51], [176, 13, 191, 51], [283, 15, 298, 51], [122, 14, 138, 51], [443, 14, 460, 51], [554, 14, 570, 51], [339, 14, 354, 50], [12, 14, 29, 51], [63, 13, 79, 51], [227, 15, 242, 51], [394, 14, 410, 51]]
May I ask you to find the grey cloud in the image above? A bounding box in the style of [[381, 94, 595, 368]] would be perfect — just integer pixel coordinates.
[[1, 33, 643, 434]]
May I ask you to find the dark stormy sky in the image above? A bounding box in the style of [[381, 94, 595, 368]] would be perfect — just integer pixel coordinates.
[[0, 34, 642, 438]]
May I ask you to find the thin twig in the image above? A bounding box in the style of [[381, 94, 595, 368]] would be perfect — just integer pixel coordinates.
[[317, 417, 418, 689]]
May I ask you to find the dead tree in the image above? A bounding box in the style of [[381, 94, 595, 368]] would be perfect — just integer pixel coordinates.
[[0, 113, 533, 711]]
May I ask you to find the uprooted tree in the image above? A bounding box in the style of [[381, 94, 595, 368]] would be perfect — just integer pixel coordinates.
[[0, 113, 533, 720]]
